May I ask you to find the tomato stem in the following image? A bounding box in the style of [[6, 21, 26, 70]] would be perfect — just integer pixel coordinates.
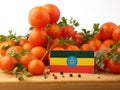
[[41, 40, 59, 61]]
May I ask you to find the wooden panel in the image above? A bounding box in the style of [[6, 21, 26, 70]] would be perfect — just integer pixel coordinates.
[[0, 71, 120, 90]]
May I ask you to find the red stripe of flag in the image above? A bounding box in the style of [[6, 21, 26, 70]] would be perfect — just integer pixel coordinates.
[[50, 65, 94, 73]]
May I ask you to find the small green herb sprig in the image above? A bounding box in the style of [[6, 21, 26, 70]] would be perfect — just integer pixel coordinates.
[[57, 17, 79, 28], [95, 41, 120, 71], [0, 30, 23, 44], [12, 62, 32, 81], [81, 23, 100, 44]]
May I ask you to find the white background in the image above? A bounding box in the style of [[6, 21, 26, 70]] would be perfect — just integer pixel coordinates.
[[0, 0, 120, 35]]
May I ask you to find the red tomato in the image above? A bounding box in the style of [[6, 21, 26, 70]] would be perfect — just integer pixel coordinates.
[[30, 46, 46, 59], [108, 60, 120, 74], [94, 32, 101, 40], [20, 53, 37, 68], [46, 23, 61, 39], [66, 45, 80, 50], [22, 42, 33, 50], [28, 6, 50, 29], [80, 44, 96, 51], [52, 46, 65, 50], [29, 28, 48, 46], [88, 39, 102, 50], [0, 58, 2, 66], [0, 49, 6, 57], [0, 55, 17, 71], [61, 26, 75, 39], [99, 22, 116, 40], [6, 46, 23, 55], [28, 59, 45, 75], [73, 32, 83, 47], [112, 25, 120, 42], [102, 39, 115, 49], [43, 4, 60, 23], [98, 44, 111, 52], [19, 39, 28, 46], [98, 39, 115, 51], [0, 40, 16, 49]]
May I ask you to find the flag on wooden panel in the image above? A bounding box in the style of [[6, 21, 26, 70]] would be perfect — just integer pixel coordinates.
[[50, 51, 94, 73]]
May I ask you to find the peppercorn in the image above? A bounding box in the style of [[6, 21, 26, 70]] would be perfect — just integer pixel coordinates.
[[54, 76, 57, 79], [46, 71, 50, 75], [52, 73, 55, 76], [44, 73, 47, 79], [97, 75, 100, 79], [69, 73, 73, 77], [78, 74, 81, 78], [60, 72, 64, 75], [62, 75, 65, 78]]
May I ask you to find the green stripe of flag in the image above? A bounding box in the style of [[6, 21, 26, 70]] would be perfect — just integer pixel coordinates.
[[50, 51, 94, 58]]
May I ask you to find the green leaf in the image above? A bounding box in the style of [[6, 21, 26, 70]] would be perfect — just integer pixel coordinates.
[[117, 52, 120, 63], [116, 41, 120, 47], [110, 44, 117, 51], [57, 16, 79, 28], [13, 62, 32, 81], [0, 35, 6, 42], [47, 36, 52, 43], [8, 51, 15, 56], [5, 30, 23, 43], [57, 37, 75, 46], [14, 62, 24, 71], [15, 53, 21, 60], [95, 58, 100, 65], [1, 45, 11, 50], [24, 72, 32, 77], [93, 23, 99, 32], [94, 49, 109, 71], [20, 49, 30, 55], [12, 67, 18, 74], [0, 30, 23, 43], [69, 17, 79, 27], [100, 62, 104, 70], [8, 51, 21, 60], [18, 76, 24, 81], [82, 29, 87, 34], [81, 23, 100, 44], [29, 26, 34, 31], [67, 37, 75, 45], [57, 17, 67, 28]]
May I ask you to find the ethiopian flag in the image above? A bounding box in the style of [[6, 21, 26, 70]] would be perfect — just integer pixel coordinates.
[[50, 51, 94, 73]]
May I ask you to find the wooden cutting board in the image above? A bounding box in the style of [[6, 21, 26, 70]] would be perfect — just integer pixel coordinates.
[[0, 69, 120, 90]]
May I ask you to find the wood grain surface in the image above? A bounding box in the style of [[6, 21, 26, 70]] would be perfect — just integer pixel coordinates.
[[0, 69, 120, 90]]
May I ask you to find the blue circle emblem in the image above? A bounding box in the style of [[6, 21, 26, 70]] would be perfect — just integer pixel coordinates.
[[66, 56, 78, 67]]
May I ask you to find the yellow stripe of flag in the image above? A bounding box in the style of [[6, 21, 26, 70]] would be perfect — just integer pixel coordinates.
[[50, 58, 94, 66]]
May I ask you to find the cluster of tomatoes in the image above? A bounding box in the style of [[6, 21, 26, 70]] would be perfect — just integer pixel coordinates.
[[0, 3, 120, 79], [0, 4, 61, 76], [94, 22, 120, 74]]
